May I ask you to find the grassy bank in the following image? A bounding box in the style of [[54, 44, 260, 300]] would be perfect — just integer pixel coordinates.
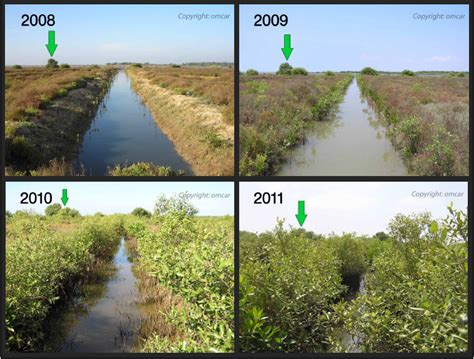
[[125, 213, 234, 352], [126, 66, 234, 176], [6, 211, 124, 352], [240, 206, 468, 353], [5, 66, 117, 175], [239, 74, 353, 176], [357, 74, 469, 176]]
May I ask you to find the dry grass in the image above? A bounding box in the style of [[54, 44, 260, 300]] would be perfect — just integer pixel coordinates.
[[5, 66, 117, 174], [127, 66, 234, 176], [240, 74, 353, 175], [359, 75, 469, 175], [133, 65, 234, 124]]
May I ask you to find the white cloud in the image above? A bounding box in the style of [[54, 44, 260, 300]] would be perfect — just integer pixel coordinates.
[[430, 55, 453, 62]]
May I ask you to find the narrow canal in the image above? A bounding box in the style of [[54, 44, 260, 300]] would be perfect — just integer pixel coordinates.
[[76, 70, 193, 175], [278, 79, 408, 176]]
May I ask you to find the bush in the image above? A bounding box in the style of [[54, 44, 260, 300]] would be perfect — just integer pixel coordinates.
[[154, 194, 198, 219], [324, 71, 335, 76], [60, 64, 70, 69], [246, 69, 259, 76], [131, 207, 151, 218], [12, 65, 22, 69], [44, 203, 62, 216], [401, 69, 415, 76], [276, 62, 293, 75], [360, 67, 378, 76], [132, 63, 143, 68], [46, 59, 59, 69], [291, 67, 308, 76], [171, 64, 181, 68]]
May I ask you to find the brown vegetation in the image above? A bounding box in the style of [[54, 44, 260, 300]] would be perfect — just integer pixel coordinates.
[[239, 74, 353, 175], [358, 75, 469, 175], [5, 66, 117, 175], [126, 66, 234, 176]]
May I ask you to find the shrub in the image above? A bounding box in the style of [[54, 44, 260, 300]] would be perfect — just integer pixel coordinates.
[[132, 63, 143, 68], [12, 65, 22, 69], [46, 59, 59, 69], [44, 203, 62, 216], [246, 69, 259, 76], [60, 64, 70, 69], [324, 71, 335, 76], [171, 64, 181, 68], [401, 69, 415, 76], [154, 194, 198, 219], [276, 62, 293, 75], [291, 67, 308, 76], [131, 207, 151, 218], [360, 67, 378, 76]]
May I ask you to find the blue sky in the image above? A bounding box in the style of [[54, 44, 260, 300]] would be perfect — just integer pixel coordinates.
[[240, 5, 469, 72], [240, 182, 467, 235], [5, 5, 233, 65], [6, 182, 234, 216]]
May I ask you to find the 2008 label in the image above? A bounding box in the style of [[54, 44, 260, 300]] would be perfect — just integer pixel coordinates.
[[20, 192, 53, 204], [21, 14, 55, 26], [254, 14, 288, 27]]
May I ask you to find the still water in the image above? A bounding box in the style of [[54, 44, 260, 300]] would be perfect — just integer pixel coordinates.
[[76, 71, 192, 175], [57, 239, 140, 353], [278, 79, 408, 176]]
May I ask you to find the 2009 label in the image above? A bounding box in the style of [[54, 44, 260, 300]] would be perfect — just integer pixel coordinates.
[[254, 192, 283, 204], [20, 192, 53, 204], [21, 14, 55, 27], [254, 14, 288, 27]]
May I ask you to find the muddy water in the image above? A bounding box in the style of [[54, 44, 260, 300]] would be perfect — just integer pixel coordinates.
[[278, 79, 408, 176], [55, 239, 140, 353], [76, 70, 193, 175]]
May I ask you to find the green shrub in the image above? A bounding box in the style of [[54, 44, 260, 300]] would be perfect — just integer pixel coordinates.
[[60, 64, 70, 69], [276, 62, 293, 75], [12, 65, 22, 69], [246, 69, 259, 75], [131, 207, 151, 218], [360, 67, 378, 76], [402, 69, 416, 76], [46, 59, 59, 69], [291, 67, 308, 76], [324, 71, 335, 76], [44, 203, 62, 216]]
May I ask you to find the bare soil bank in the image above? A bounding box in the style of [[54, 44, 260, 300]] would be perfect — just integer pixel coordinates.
[[6, 68, 117, 175], [126, 67, 234, 176]]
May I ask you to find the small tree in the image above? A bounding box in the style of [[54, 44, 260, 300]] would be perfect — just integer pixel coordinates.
[[276, 62, 293, 75], [154, 194, 198, 219], [132, 207, 151, 218], [360, 67, 378, 76], [324, 71, 335, 76], [401, 69, 415, 76], [60, 63, 70, 69], [46, 58, 59, 69], [12, 65, 22, 69], [246, 69, 259, 76], [45, 203, 62, 216]]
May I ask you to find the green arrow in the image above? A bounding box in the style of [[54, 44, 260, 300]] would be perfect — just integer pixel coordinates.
[[61, 188, 69, 206], [46, 30, 58, 57], [295, 200, 307, 227], [281, 34, 293, 61]]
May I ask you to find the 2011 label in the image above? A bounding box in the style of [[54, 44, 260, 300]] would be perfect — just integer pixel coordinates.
[[21, 14, 55, 27], [254, 14, 288, 27], [20, 192, 53, 204], [254, 192, 283, 204]]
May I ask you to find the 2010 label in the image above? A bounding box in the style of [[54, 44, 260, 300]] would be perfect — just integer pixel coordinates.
[[254, 192, 283, 204], [20, 192, 53, 204], [254, 14, 288, 27], [21, 14, 55, 27]]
